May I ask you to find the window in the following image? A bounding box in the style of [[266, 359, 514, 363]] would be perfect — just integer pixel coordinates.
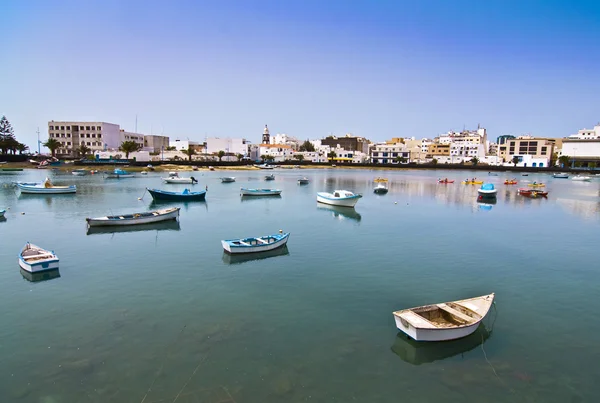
[[98, 134, 102, 138], [67, 133, 70, 137], [541, 147, 547, 155], [61, 134, 65, 137], [86, 126, 90, 130], [67, 142, 71, 146], [87, 142, 91, 146], [66, 126, 70, 130], [60, 126, 65, 130], [86, 134, 90, 138], [80, 126, 84, 130], [49, 126, 54, 130], [92, 134, 96, 138]]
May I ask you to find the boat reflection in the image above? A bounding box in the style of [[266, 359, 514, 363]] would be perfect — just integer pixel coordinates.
[[222, 245, 290, 265], [20, 268, 61, 283], [316, 203, 361, 222], [86, 220, 181, 235], [240, 195, 282, 202], [391, 323, 492, 365], [149, 199, 207, 211]]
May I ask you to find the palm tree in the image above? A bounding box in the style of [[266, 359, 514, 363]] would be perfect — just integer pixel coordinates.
[[470, 157, 479, 166], [558, 155, 570, 167], [327, 151, 337, 162], [236, 153, 243, 162], [16, 143, 29, 155], [43, 138, 61, 157], [217, 150, 225, 161], [431, 158, 438, 165], [395, 156, 407, 164], [265, 155, 275, 163], [119, 141, 141, 159], [77, 144, 91, 158], [183, 146, 196, 161], [294, 154, 305, 162], [512, 156, 520, 167]]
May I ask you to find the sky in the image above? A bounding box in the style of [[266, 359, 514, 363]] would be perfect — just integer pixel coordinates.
[[2, 0, 600, 150]]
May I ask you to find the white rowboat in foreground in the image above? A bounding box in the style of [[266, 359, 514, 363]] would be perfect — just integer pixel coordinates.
[[222, 232, 290, 254], [316, 190, 362, 207], [393, 293, 495, 341], [86, 207, 180, 227], [19, 243, 59, 273]]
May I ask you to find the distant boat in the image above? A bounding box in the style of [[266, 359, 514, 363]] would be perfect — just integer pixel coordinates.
[[0, 161, 6, 164], [254, 163, 274, 169], [504, 179, 518, 185], [572, 176, 591, 182], [488, 172, 499, 176], [527, 182, 545, 187], [374, 177, 388, 183], [104, 168, 134, 179], [518, 188, 548, 198], [221, 177, 236, 183], [393, 293, 495, 341], [86, 207, 180, 227], [222, 231, 290, 254], [461, 180, 483, 185], [317, 190, 362, 207], [209, 166, 215, 171], [240, 188, 282, 196], [522, 173, 529, 176], [553, 173, 569, 179], [298, 177, 309, 185], [437, 179, 454, 184], [141, 171, 148, 175], [16, 178, 76, 194], [19, 242, 59, 273], [477, 183, 497, 197], [72, 169, 88, 176], [162, 172, 198, 184], [0, 209, 5, 218], [146, 164, 155, 171], [374, 183, 388, 194], [265, 174, 275, 181], [147, 188, 207, 201]]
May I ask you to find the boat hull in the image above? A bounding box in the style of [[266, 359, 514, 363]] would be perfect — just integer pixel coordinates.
[[222, 233, 289, 254], [18, 244, 60, 273], [163, 178, 197, 184], [147, 188, 206, 201], [298, 179, 309, 185], [240, 188, 282, 196], [374, 187, 388, 194], [221, 177, 236, 183], [16, 183, 77, 194], [317, 193, 361, 207], [394, 316, 482, 342], [477, 189, 497, 196], [0, 209, 5, 218], [86, 208, 180, 227]]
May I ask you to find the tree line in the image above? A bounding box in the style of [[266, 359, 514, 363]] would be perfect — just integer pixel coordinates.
[[0, 116, 29, 155]]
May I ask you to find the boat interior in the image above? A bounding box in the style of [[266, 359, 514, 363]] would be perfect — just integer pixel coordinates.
[[411, 302, 482, 328], [232, 236, 281, 246], [21, 246, 55, 262]]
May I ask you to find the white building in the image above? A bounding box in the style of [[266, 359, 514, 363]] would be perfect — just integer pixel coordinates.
[[169, 139, 202, 151], [295, 151, 328, 163], [48, 121, 121, 157], [259, 144, 294, 162], [120, 130, 145, 149], [501, 155, 549, 168], [369, 142, 410, 164], [562, 139, 600, 162], [568, 124, 600, 140], [206, 137, 249, 156], [271, 133, 300, 150]]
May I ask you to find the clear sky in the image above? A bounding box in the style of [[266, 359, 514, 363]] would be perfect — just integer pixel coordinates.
[[2, 0, 599, 150]]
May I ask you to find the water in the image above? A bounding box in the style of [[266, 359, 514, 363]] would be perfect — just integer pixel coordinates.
[[1, 168, 599, 402]]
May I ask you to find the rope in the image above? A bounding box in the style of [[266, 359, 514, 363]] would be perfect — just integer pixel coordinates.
[[172, 356, 207, 402]]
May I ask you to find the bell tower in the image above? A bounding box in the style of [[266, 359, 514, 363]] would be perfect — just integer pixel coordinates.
[[262, 125, 270, 144]]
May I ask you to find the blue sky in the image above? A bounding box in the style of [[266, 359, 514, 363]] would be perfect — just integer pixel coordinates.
[[2, 0, 599, 149]]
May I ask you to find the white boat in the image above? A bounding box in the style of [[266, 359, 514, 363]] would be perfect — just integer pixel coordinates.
[[553, 173, 569, 179], [317, 190, 362, 207], [104, 168, 134, 179], [374, 183, 389, 194], [572, 176, 591, 182], [162, 172, 198, 184], [254, 163, 274, 169], [265, 174, 275, 181], [86, 207, 180, 227], [298, 177, 309, 185], [16, 178, 77, 194], [19, 243, 59, 273], [222, 231, 290, 254], [0, 209, 5, 218], [240, 188, 282, 196], [72, 169, 88, 176], [477, 183, 497, 197], [221, 177, 236, 183], [141, 171, 148, 175], [393, 293, 495, 341]]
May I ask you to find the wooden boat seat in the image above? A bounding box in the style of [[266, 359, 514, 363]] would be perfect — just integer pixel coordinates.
[[257, 238, 269, 244], [238, 241, 251, 246], [437, 303, 476, 323], [396, 311, 438, 329]]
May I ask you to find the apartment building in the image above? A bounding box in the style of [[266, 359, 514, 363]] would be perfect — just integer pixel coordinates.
[[497, 136, 555, 167], [369, 142, 410, 164], [428, 143, 451, 157], [47, 121, 120, 157], [206, 137, 249, 156], [320, 134, 370, 154], [144, 135, 170, 153]]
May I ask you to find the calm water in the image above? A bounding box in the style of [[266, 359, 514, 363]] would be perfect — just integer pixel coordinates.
[[1, 168, 599, 403]]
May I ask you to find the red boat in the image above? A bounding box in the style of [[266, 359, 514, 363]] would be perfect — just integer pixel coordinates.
[[518, 188, 548, 198], [437, 179, 454, 184]]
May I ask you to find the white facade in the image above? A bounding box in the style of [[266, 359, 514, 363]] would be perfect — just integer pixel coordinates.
[[169, 139, 201, 151], [206, 137, 248, 156], [259, 145, 294, 162], [295, 151, 328, 163], [501, 154, 550, 168], [369, 143, 410, 164], [331, 146, 369, 164], [271, 133, 300, 150], [450, 143, 485, 159], [568, 124, 600, 140], [94, 150, 151, 162], [562, 140, 600, 159], [48, 121, 121, 156]]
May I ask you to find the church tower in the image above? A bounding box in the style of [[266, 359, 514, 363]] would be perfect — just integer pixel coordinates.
[[262, 125, 270, 144]]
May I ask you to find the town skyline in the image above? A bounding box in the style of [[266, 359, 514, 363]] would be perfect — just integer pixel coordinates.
[[2, 0, 599, 149]]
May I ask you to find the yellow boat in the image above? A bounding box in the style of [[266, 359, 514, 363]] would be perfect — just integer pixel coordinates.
[[461, 181, 484, 185], [527, 183, 545, 188], [374, 177, 388, 183]]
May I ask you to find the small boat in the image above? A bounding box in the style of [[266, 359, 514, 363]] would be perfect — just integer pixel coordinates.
[[374, 183, 389, 194], [392, 293, 495, 341], [146, 164, 155, 171], [222, 231, 290, 254], [488, 172, 499, 176], [209, 166, 215, 171], [162, 172, 198, 184], [572, 176, 591, 182], [221, 177, 236, 183], [477, 183, 497, 197], [527, 182, 545, 188], [240, 188, 282, 196], [104, 168, 134, 179], [553, 173, 569, 179], [29, 159, 40, 165], [374, 177, 388, 183], [518, 188, 548, 198], [0, 161, 6, 164], [298, 177, 310, 185], [19, 243, 59, 273], [317, 190, 362, 207], [461, 180, 483, 185], [192, 166, 199, 171], [504, 180, 518, 185], [86, 207, 180, 227], [254, 163, 274, 170], [522, 173, 529, 176], [141, 171, 148, 175], [0, 209, 5, 218], [147, 188, 207, 201], [16, 178, 77, 194], [265, 174, 275, 181], [72, 169, 88, 176], [437, 179, 454, 184]]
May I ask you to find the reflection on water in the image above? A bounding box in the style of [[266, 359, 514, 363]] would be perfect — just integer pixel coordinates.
[[86, 220, 181, 235], [20, 268, 61, 283], [240, 195, 282, 202], [391, 323, 492, 365], [556, 198, 600, 220], [149, 199, 208, 212], [221, 245, 290, 265], [316, 203, 361, 222]]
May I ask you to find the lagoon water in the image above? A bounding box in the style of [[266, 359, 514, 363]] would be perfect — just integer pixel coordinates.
[[1, 168, 599, 402]]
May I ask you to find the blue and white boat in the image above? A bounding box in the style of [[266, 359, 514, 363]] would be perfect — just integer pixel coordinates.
[[16, 178, 77, 194], [147, 188, 207, 201], [477, 183, 497, 197], [254, 163, 274, 170], [19, 242, 59, 273], [317, 190, 362, 207], [240, 188, 282, 196], [222, 231, 290, 254], [86, 207, 180, 227], [298, 177, 309, 185], [104, 168, 134, 179], [265, 174, 275, 181]]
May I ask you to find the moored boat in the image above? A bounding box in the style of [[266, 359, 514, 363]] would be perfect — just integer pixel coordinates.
[[104, 168, 134, 179], [527, 182, 545, 187], [240, 188, 282, 196], [477, 183, 497, 197], [374, 183, 389, 194], [553, 173, 569, 179], [317, 190, 362, 207], [572, 176, 591, 182], [254, 163, 274, 169], [504, 179, 518, 185], [72, 169, 88, 176], [147, 188, 207, 201], [221, 177, 236, 183], [518, 188, 548, 198], [393, 293, 495, 341], [0, 209, 5, 218], [437, 178, 454, 184], [162, 172, 198, 184], [16, 178, 77, 194], [298, 177, 309, 185], [222, 231, 290, 254], [19, 243, 59, 273], [86, 207, 180, 227], [265, 174, 275, 181]]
